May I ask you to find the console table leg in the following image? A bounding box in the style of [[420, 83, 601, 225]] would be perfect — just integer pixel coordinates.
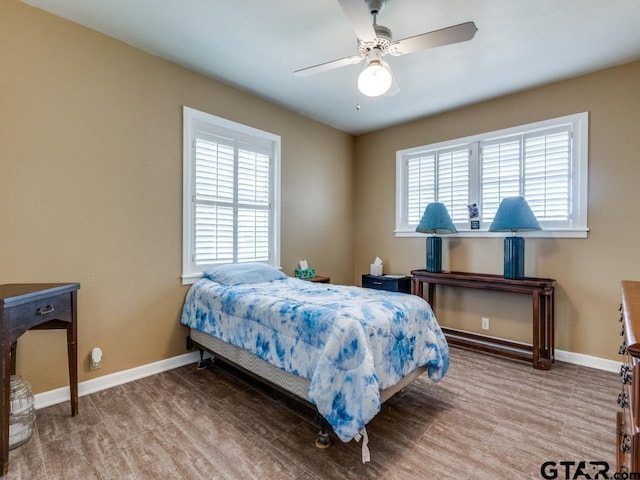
[[533, 291, 552, 370], [549, 293, 555, 363], [532, 291, 541, 369], [411, 278, 423, 297], [543, 296, 552, 360]]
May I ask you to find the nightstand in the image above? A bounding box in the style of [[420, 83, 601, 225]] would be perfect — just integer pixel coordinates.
[[361, 274, 411, 293], [305, 275, 330, 284]]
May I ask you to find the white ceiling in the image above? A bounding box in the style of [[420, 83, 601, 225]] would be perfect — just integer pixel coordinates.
[[21, 0, 640, 135]]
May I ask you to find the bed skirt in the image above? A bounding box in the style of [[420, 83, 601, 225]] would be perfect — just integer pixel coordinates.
[[189, 327, 426, 409]]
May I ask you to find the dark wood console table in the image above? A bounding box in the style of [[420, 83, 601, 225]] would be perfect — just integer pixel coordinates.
[[411, 270, 555, 370], [0, 283, 80, 476]]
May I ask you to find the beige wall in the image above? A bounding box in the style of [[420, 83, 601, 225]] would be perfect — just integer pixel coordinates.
[[354, 60, 640, 362], [0, 1, 354, 393]]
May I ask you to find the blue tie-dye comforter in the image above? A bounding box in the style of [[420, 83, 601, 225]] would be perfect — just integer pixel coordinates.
[[180, 277, 449, 443]]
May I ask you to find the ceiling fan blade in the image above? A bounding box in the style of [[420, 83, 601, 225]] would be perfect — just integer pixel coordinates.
[[390, 21, 478, 56], [294, 55, 363, 77], [337, 0, 377, 43]]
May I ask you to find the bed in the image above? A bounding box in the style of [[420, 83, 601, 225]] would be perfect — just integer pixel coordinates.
[[180, 263, 449, 462]]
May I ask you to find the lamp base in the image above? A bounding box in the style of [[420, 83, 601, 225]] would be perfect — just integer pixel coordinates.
[[426, 236, 442, 273], [504, 236, 525, 279]]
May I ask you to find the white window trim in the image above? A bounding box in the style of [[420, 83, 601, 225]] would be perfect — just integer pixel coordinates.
[[395, 112, 589, 239], [182, 106, 281, 284]]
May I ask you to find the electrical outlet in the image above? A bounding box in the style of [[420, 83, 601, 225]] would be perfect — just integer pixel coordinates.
[[481, 317, 490, 330], [90, 347, 102, 371]]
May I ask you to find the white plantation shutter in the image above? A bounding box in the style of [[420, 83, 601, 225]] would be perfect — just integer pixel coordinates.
[[523, 128, 571, 223], [237, 147, 271, 262], [437, 148, 470, 223], [405, 147, 469, 227], [396, 112, 587, 236], [480, 126, 572, 226], [193, 134, 272, 265], [194, 137, 235, 264], [406, 153, 435, 224], [183, 107, 281, 283], [480, 138, 522, 222]]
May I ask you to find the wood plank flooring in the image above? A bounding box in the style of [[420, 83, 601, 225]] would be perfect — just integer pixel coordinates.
[[4, 347, 618, 479]]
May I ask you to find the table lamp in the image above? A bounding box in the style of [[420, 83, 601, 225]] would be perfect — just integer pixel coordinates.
[[488, 196, 541, 279], [415, 202, 457, 272]]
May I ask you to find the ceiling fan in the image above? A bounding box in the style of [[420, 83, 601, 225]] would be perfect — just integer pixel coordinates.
[[294, 0, 478, 97]]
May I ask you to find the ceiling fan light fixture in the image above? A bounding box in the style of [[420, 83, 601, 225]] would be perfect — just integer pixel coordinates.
[[296, 1, 478, 100], [357, 50, 392, 97]]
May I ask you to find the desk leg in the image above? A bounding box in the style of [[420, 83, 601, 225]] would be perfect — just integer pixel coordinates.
[[9, 343, 16, 377], [66, 328, 78, 416], [1, 323, 10, 475], [67, 291, 78, 416]]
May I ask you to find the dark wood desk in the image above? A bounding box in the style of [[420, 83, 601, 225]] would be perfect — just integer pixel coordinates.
[[0, 283, 80, 476], [411, 270, 555, 370]]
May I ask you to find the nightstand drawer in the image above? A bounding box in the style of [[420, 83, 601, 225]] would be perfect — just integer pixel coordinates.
[[362, 274, 411, 293]]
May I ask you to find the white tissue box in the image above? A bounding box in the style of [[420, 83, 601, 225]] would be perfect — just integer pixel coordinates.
[[370, 264, 383, 276]]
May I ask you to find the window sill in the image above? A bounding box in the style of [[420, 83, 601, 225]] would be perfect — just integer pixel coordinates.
[[395, 228, 589, 239], [181, 273, 203, 285]]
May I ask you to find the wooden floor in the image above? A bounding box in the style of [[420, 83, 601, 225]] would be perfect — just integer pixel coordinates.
[[5, 347, 617, 479]]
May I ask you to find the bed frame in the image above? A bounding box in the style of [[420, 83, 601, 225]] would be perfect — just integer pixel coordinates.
[[186, 328, 426, 449]]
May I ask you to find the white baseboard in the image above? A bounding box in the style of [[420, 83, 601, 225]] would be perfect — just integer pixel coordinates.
[[34, 347, 619, 410], [555, 349, 621, 373], [34, 350, 203, 410]]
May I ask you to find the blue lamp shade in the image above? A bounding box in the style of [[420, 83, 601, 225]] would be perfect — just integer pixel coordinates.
[[488, 196, 541, 233], [416, 203, 457, 272], [488, 196, 541, 279], [416, 202, 458, 234]]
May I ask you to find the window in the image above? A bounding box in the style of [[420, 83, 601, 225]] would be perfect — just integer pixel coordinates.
[[183, 107, 281, 284], [396, 112, 588, 238]]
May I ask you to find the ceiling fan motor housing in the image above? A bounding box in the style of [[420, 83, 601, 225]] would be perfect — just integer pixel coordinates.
[[359, 24, 392, 54]]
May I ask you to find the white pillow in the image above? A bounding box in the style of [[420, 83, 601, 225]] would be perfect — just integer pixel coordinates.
[[203, 263, 287, 285]]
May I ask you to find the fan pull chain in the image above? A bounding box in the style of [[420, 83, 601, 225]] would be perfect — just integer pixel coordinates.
[[355, 56, 368, 111]]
